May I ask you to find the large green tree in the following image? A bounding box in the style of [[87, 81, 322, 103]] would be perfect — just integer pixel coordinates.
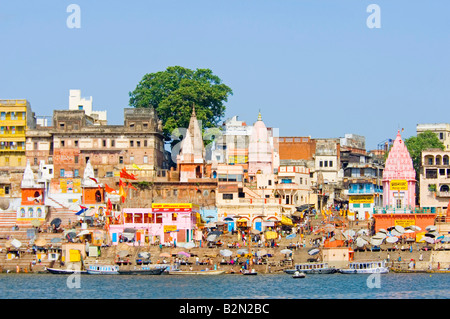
[[129, 66, 233, 142], [404, 130, 445, 177]]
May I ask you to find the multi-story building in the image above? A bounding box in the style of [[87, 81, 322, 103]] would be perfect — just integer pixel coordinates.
[[69, 89, 107, 125], [0, 99, 36, 196], [341, 134, 384, 220], [420, 149, 450, 214], [417, 123, 450, 150]]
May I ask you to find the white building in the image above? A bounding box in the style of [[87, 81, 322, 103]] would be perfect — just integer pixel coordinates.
[[417, 123, 450, 151], [69, 89, 107, 125]]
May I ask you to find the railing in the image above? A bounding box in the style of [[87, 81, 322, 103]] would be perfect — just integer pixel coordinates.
[[373, 206, 435, 214]]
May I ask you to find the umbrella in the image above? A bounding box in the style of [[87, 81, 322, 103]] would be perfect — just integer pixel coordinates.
[[404, 229, 415, 233], [250, 229, 261, 235], [184, 242, 196, 249], [11, 239, 21, 249], [207, 234, 218, 242], [286, 233, 297, 240], [390, 229, 402, 237], [205, 215, 214, 219], [425, 232, 438, 238], [77, 230, 91, 237], [386, 236, 399, 244], [308, 248, 320, 256], [34, 238, 47, 247], [378, 228, 387, 234], [409, 225, 421, 231], [51, 237, 62, 243], [237, 249, 248, 255], [118, 250, 129, 258], [375, 232, 387, 238], [425, 225, 437, 232], [138, 252, 151, 259], [323, 224, 335, 232], [280, 249, 292, 255], [223, 216, 234, 221], [343, 229, 356, 238], [124, 228, 137, 234], [208, 230, 222, 236], [256, 249, 267, 257], [356, 237, 368, 247], [357, 229, 370, 235], [66, 232, 76, 240], [440, 236, 450, 243], [333, 230, 347, 241], [177, 251, 190, 258], [394, 225, 405, 234], [423, 237, 435, 244], [50, 218, 62, 228], [159, 253, 171, 258], [220, 249, 233, 257], [370, 238, 383, 246]]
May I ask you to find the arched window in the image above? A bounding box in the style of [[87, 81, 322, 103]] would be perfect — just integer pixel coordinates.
[[440, 185, 449, 193], [95, 190, 102, 203], [443, 155, 449, 166]]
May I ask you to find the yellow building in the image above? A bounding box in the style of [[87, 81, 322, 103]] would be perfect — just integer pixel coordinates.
[[0, 99, 35, 196]]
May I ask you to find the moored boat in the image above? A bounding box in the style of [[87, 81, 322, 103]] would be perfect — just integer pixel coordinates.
[[339, 260, 389, 274], [46, 267, 88, 275], [118, 267, 166, 275], [242, 269, 257, 275], [168, 269, 225, 275], [86, 264, 119, 275], [294, 262, 338, 274]]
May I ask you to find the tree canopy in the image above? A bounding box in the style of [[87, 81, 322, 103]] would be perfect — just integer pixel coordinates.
[[129, 66, 233, 142], [404, 130, 445, 177]]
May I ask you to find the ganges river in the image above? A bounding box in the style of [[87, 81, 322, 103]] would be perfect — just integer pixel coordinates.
[[0, 273, 449, 299]]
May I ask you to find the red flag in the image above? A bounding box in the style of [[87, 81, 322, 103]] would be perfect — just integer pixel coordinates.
[[105, 184, 116, 194], [89, 177, 98, 183], [107, 198, 112, 210], [127, 183, 137, 191], [120, 168, 137, 180]]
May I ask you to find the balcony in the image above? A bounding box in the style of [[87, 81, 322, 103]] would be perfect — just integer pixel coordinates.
[[437, 191, 450, 198]]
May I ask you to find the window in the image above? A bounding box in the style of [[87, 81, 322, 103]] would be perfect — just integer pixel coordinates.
[[34, 157, 38, 165], [143, 156, 148, 164], [106, 171, 114, 177], [143, 123, 148, 129], [60, 169, 65, 177], [172, 213, 177, 221], [426, 169, 438, 179], [319, 161, 323, 167], [363, 203, 371, 208], [59, 123, 65, 129], [130, 156, 134, 163], [103, 140, 106, 147], [119, 156, 124, 164], [0, 112, 5, 120], [34, 142, 38, 150], [137, 141, 141, 147], [439, 132, 444, 140], [61, 140, 65, 147], [74, 156, 79, 164], [130, 141, 134, 147], [268, 180, 272, 186], [111, 140, 115, 147], [324, 161, 328, 167], [74, 169, 79, 177], [329, 161, 333, 167], [222, 194, 233, 200], [85, 156, 90, 163], [144, 140, 148, 147], [78, 105, 83, 110], [396, 199, 402, 209]]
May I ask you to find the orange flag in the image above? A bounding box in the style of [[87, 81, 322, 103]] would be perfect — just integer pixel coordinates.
[[127, 183, 137, 191], [105, 184, 116, 194]]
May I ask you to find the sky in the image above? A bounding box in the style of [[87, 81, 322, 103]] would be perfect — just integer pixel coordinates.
[[1, 0, 449, 150]]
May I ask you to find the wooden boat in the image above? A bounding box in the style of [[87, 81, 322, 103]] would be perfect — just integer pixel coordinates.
[[292, 271, 306, 279], [242, 269, 257, 275], [284, 269, 298, 275], [118, 267, 165, 275], [339, 261, 389, 274], [294, 262, 338, 274], [87, 264, 119, 275], [168, 269, 225, 275], [46, 267, 87, 275]]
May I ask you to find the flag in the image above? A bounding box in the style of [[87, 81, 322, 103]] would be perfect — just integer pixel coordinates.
[[120, 168, 137, 180], [107, 198, 112, 210], [127, 183, 137, 191], [132, 163, 142, 170], [105, 184, 116, 194], [76, 208, 88, 215], [119, 179, 127, 203], [89, 177, 98, 184]]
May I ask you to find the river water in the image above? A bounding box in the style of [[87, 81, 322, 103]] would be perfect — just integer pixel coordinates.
[[0, 273, 448, 299]]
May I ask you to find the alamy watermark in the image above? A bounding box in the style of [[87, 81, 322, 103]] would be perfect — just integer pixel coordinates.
[[66, 4, 81, 29], [366, 4, 381, 29]]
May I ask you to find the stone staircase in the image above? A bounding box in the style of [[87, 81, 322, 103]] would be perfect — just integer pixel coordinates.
[[0, 211, 17, 228]]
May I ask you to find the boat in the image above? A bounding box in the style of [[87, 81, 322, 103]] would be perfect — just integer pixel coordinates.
[[168, 269, 225, 275], [118, 267, 166, 275], [242, 269, 257, 275], [86, 264, 119, 275], [46, 267, 88, 275], [292, 271, 306, 279], [293, 262, 338, 274], [284, 269, 298, 275], [339, 260, 389, 274]]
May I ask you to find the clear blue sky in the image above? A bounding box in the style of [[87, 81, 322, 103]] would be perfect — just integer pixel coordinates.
[[1, 0, 449, 150]]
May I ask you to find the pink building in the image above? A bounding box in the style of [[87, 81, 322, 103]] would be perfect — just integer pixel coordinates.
[[382, 131, 416, 210], [108, 203, 200, 245]]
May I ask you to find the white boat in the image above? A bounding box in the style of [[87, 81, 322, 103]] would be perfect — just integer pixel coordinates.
[[87, 264, 119, 275], [339, 261, 389, 274], [293, 262, 338, 274], [292, 271, 306, 278]]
